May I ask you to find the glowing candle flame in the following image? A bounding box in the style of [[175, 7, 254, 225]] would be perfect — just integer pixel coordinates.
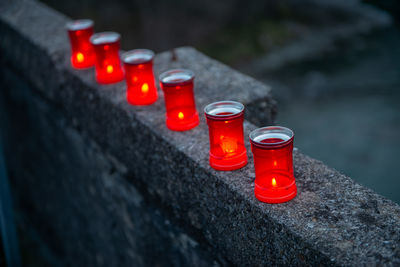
[[220, 136, 238, 154], [272, 177, 277, 187], [106, 65, 113, 74], [141, 83, 149, 93], [273, 160, 277, 167], [178, 112, 184, 119], [76, 52, 84, 63]]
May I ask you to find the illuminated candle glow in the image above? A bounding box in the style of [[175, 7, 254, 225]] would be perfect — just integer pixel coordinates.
[[204, 101, 248, 171], [249, 126, 297, 203], [272, 177, 277, 187], [123, 49, 158, 105], [90, 32, 124, 84], [66, 19, 95, 69], [159, 69, 199, 131]]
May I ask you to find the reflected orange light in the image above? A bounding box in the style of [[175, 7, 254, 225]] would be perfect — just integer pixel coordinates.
[[220, 136, 238, 154]]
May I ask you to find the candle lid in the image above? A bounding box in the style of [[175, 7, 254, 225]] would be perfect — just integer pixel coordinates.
[[204, 101, 244, 121], [159, 69, 194, 85], [90, 32, 120, 45], [66, 19, 93, 31], [249, 126, 294, 148], [122, 49, 154, 65]]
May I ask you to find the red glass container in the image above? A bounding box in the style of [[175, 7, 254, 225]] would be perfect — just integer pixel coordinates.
[[204, 101, 248, 171], [66, 19, 95, 69], [122, 49, 158, 105], [90, 32, 124, 84], [159, 69, 199, 131], [249, 126, 297, 203]]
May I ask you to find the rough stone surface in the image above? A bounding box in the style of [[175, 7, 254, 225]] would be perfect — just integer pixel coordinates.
[[0, 67, 227, 266], [1, 0, 400, 266]]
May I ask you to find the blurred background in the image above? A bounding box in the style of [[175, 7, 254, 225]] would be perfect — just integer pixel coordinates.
[[40, 0, 400, 204]]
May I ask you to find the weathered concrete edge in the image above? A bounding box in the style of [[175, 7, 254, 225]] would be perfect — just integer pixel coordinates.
[[0, 60, 234, 266], [1, 0, 400, 266], [0, 31, 327, 267]]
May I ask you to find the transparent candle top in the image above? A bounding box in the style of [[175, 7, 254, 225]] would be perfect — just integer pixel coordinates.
[[123, 49, 154, 65], [159, 69, 194, 85], [90, 32, 120, 45]]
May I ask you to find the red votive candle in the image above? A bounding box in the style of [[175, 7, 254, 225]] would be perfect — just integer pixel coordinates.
[[249, 126, 297, 203], [66, 19, 95, 69], [122, 49, 158, 105], [204, 101, 248, 171], [90, 32, 124, 84], [159, 69, 199, 131]]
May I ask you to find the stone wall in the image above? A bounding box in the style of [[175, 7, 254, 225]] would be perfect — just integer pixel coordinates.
[[0, 0, 399, 266]]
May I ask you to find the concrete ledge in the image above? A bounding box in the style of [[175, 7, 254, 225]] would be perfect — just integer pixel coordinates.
[[1, 0, 400, 266]]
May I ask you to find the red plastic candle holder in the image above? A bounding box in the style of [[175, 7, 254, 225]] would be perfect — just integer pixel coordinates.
[[204, 101, 248, 171], [249, 126, 297, 204], [66, 19, 95, 69], [90, 32, 124, 84], [122, 49, 158, 105], [159, 69, 199, 131]]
